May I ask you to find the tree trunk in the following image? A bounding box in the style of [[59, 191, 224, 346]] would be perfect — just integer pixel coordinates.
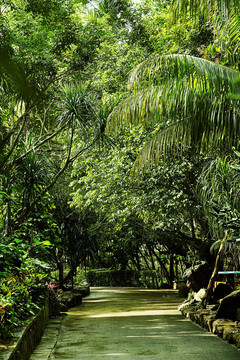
[[60, 263, 78, 288], [139, 248, 151, 270], [203, 231, 228, 306], [147, 246, 158, 288], [169, 254, 175, 287], [153, 248, 172, 286], [58, 259, 64, 284]]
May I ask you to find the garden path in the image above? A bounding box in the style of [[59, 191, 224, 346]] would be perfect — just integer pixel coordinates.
[[30, 287, 240, 359]]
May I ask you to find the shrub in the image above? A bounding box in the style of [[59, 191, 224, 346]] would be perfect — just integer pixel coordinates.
[[0, 269, 47, 339]]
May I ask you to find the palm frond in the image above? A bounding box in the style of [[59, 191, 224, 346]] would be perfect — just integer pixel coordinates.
[[228, 12, 240, 53], [108, 54, 240, 172], [172, 0, 239, 20], [108, 55, 240, 162], [210, 239, 222, 254], [198, 157, 240, 213], [129, 55, 239, 92]]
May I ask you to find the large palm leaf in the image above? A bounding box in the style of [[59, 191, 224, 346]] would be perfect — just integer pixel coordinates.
[[108, 55, 240, 169]]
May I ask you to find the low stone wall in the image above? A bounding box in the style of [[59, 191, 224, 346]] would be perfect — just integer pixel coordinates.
[[180, 306, 240, 349], [1, 286, 90, 360], [2, 299, 50, 360]]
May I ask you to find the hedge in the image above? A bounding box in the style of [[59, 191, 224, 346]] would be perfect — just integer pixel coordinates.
[[85, 269, 170, 288]]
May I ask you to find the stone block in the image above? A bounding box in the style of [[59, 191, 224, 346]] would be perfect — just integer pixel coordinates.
[[235, 334, 240, 348], [216, 290, 240, 321], [203, 314, 216, 332], [222, 326, 236, 341], [59, 302, 69, 312], [72, 285, 90, 297], [196, 310, 210, 327], [59, 292, 82, 309], [212, 319, 234, 336]]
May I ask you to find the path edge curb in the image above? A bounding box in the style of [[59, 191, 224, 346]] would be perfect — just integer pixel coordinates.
[[180, 307, 240, 350], [1, 298, 50, 360]]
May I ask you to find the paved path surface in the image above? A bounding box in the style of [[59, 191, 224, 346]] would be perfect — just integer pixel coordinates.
[[30, 287, 240, 360]]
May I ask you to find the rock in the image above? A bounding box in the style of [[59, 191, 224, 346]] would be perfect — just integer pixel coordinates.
[[196, 309, 210, 327], [212, 319, 234, 336], [58, 292, 82, 309], [222, 326, 236, 341], [224, 326, 240, 344], [213, 283, 233, 300], [72, 285, 90, 297], [178, 282, 189, 297], [56, 285, 90, 313], [235, 334, 240, 348], [178, 288, 206, 309], [178, 300, 195, 313], [203, 314, 216, 332], [59, 302, 69, 312], [183, 261, 211, 292], [216, 290, 240, 320], [194, 288, 206, 302], [179, 292, 240, 350]]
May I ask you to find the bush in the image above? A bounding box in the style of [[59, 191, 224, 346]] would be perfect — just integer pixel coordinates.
[[0, 269, 47, 339]]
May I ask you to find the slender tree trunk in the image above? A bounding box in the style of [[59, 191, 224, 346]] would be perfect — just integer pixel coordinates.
[[175, 260, 179, 281], [4, 195, 12, 236], [153, 248, 172, 286], [139, 248, 151, 270], [169, 254, 175, 287], [148, 246, 160, 288], [60, 262, 79, 287], [58, 259, 64, 284], [10, 140, 96, 233], [203, 231, 228, 306], [135, 253, 141, 271], [131, 255, 141, 271]]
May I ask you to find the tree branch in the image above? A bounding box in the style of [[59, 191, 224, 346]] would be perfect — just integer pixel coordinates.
[[0, 114, 27, 172], [10, 138, 98, 232], [14, 123, 69, 165]]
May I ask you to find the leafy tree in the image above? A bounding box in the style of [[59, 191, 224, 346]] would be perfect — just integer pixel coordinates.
[[70, 127, 211, 285]]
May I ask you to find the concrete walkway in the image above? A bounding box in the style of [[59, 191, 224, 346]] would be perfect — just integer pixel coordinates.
[[30, 287, 240, 360]]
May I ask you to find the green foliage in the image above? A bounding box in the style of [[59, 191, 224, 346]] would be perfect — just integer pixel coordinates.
[[171, 0, 240, 67], [0, 268, 48, 338], [86, 268, 164, 288], [198, 156, 240, 240]]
